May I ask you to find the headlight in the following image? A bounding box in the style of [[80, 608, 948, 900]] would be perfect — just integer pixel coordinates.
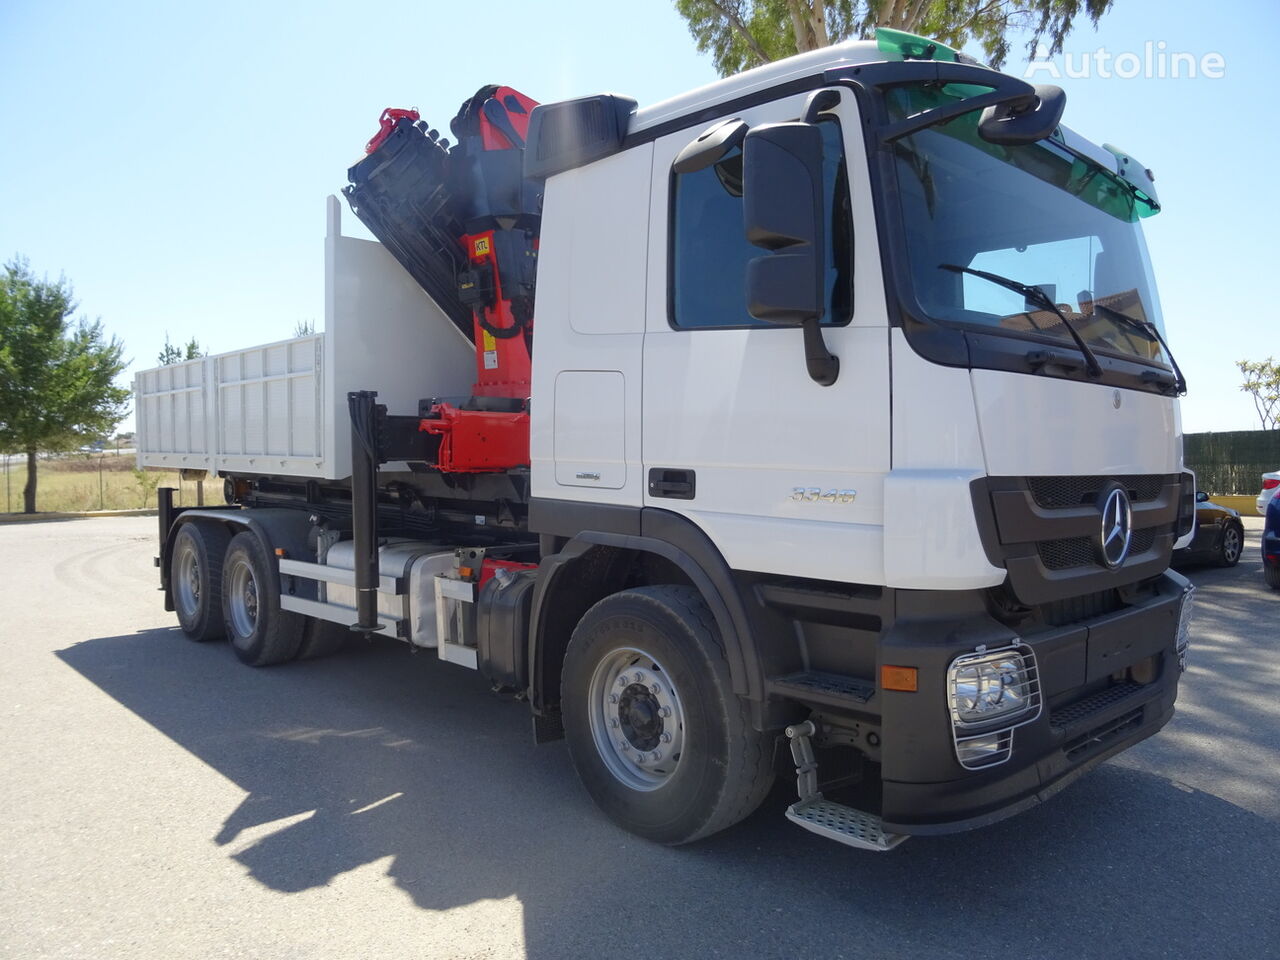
[[948, 648, 1038, 727], [948, 644, 1043, 770], [1176, 585, 1194, 672]]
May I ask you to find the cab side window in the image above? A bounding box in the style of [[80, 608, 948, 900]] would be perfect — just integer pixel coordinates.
[[670, 117, 851, 329]]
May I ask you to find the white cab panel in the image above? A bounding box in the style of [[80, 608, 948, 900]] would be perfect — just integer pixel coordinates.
[[883, 470, 1005, 589], [641, 88, 891, 584], [555, 371, 626, 488], [972, 368, 1179, 476], [889, 329, 985, 471], [531, 145, 653, 506], [884, 329, 1004, 588]]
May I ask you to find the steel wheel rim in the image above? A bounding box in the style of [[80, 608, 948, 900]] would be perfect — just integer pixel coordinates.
[[227, 558, 259, 639], [587, 646, 685, 791], [1223, 526, 1241, 563], [174, 541, 201, 619]]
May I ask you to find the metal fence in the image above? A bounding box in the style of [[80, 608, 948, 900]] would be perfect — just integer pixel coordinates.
[[1184, 429, 1280, 494]]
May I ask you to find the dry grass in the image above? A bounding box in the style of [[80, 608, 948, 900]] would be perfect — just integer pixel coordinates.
[[1, 452, 226, 513]]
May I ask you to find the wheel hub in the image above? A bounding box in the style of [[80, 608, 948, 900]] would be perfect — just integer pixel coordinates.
[[618, 684, 663, 751], [590, 647, 686, 791], [227, 559, 260, 639]]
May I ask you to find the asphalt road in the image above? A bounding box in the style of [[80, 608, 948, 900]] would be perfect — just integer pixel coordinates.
[[1, 516, 1277, 960]]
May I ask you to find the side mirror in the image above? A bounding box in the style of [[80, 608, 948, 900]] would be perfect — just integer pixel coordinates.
[[742, 122, 838, 386], [673, 118, 748, 174], [978, 84, 1066, 145], [1195, 491, 1209, 503]]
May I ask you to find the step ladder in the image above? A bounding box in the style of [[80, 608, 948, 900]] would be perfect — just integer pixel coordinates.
[[784, 721, 907, 852]]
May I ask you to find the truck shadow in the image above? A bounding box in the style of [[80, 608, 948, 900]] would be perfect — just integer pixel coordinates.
[[58, 628, 1279, 959]]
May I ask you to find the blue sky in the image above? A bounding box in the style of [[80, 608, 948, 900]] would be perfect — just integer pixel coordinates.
[[0, 0, 1274, 434]]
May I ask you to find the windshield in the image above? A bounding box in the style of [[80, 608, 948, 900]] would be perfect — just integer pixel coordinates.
[[887, 84, 1168, 367]]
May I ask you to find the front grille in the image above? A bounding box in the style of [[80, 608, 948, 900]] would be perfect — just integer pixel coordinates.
[[1029, 474, 1166, 508], [1037, 525, 1159, 571], [978, 473, 1180, 605]]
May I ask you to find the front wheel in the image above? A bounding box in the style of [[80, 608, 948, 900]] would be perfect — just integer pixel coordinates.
[[561, 586, 774, 845], [1217, 522, 1243, 567]]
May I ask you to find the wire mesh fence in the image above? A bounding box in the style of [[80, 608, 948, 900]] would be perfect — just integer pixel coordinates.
[[1184, 429, 1280, 494]]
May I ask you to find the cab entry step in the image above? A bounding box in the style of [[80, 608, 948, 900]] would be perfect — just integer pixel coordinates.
[[785, 721, 906, 852], [786, 798, 906, 851]]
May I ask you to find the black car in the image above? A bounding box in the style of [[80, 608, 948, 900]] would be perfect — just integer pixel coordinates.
[[1173, 492, 1244, 567]]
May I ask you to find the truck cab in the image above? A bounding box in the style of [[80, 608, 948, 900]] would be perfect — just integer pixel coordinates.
[[138, 31, 1195, 851]]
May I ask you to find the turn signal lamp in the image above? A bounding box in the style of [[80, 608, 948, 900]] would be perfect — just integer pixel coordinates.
[[881, 665, 918, 692]]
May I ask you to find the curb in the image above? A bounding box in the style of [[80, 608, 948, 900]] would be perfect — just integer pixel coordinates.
[[0, 509, 158, 524]]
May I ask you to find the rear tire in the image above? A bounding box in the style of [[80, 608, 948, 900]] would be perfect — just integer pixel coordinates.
[[561, 585, 774, 845], [296, 617, 348, 660], [221, 531, 305, 666], [1217, 522, 1243, 567], [1265, 564, 1280, 590], [171, 522, 231, 642]]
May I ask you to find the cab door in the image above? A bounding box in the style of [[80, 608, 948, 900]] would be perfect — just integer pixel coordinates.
[[641, 87, 891, 585]]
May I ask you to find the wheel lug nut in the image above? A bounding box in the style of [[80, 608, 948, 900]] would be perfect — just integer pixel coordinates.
[[608, 693, 618, 704], [617, 675, 629, 687], [661, 732, 672, 743], [651, 751, 662, 761], [650, 683, 661, 694], [634, 671, 645, 682], [609, 718, 619, 728], [660, 707, 672, 718]]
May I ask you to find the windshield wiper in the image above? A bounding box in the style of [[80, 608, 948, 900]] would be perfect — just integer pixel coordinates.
[[939, 263, 1103, 378], [1089, 302, 1187, 395]]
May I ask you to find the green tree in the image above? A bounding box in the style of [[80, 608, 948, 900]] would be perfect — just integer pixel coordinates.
[[294, 319, 317, 337], [1238, 358, 1280, 430], [0, 258, 130, 513], [675, 0, 1114, 76], [158, 333, 203, 365]]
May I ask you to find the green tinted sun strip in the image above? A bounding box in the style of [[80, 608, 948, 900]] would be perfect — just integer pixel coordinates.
[[886, 84, 1150, 222]]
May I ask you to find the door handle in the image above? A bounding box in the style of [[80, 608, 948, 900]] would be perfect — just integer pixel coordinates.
[[648, 468, 696, 500]]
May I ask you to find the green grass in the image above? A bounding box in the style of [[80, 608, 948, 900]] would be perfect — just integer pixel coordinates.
[[1, 452, 226, 514]]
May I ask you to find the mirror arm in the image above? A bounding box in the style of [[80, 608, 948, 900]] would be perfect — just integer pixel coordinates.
[[802, 318, 839, 386]]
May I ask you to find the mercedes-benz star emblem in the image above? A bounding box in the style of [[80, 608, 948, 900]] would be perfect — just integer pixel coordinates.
[[1099, 487, 1133, 568]]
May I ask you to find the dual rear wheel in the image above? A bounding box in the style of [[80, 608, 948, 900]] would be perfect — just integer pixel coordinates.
[[170, 524, 335, 666]]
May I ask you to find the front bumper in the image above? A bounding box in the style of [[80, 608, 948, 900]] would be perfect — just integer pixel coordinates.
[[877, 571, 1186, 835]]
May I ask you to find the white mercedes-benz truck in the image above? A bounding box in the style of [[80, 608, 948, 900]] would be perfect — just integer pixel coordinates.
[[136, 30, 1196, 851]]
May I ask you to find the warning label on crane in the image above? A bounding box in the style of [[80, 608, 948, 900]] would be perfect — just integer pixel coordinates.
[[482, 330, 498, 370]]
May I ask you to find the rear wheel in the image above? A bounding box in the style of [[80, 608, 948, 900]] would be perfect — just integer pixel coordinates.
[[1217, 523, 1243, 567], [1266, 564, 1280, 590], [221, 531, 305, 666], [561, 586, 774, 845], [296, 617, 348, 660], [171, 523, 231, 642]]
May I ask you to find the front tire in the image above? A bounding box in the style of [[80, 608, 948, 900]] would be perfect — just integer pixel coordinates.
[[1217, 522, 1243, 567], [171, 522, 231, 642], [561, 586, 774, 845], [221, 531, 305, 666]]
